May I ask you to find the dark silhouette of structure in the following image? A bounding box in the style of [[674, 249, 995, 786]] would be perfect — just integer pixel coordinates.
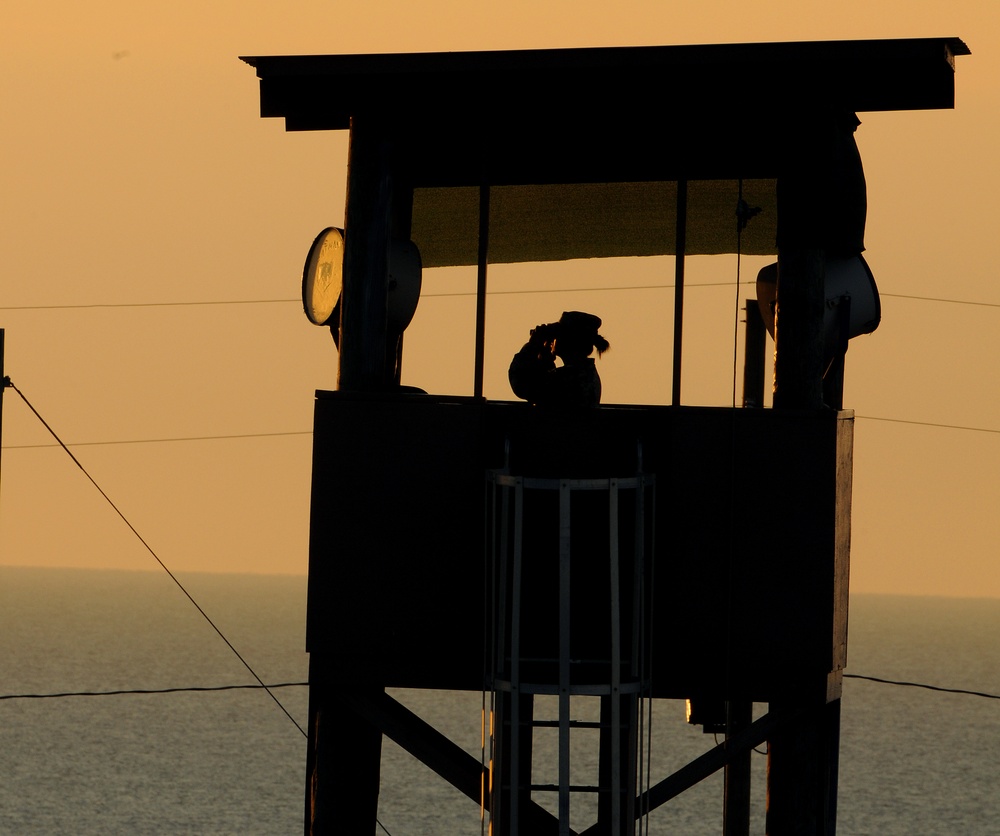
[[242, 37, 968, 835]]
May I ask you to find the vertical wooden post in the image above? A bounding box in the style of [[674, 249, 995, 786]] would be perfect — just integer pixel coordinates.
[[493, 692, 534, 836], [474, 182, 490, 399], [388, 168, 414, 387], [767, 110, 864, 833], [307, 659, 383, 835], [768, 245, 829, 831], [772, 248, 826, 410], [772, 109, 866, 412], [338, 115, 394, 392], [598, 694, 637, 836], [671, 180, 687, 406], [309, 115, 397, 834], [766, 689, 841, 836], [742, 301, 766, 408], [723, 699, 753, 836]]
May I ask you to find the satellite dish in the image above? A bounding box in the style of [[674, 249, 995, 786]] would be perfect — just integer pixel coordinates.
[[755, 254, 881, 367], [302, 227, 344, 326]]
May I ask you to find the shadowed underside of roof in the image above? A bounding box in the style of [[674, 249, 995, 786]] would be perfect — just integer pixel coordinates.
[[242, 38, 968, 264], [411, 180, 777, 265]]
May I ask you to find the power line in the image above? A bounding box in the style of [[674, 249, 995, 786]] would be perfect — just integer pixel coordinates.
[[880, 291, 1000, 309], [423, 281, 753, 298], [3, 429, 312, 450], [3, 416, 997, 453], [1, 285, 998, 309], [0, 682, 307, 701], [856, 415, 1000, 436], [3, 673, 998, 703], [0, 299, 299, 311], [844, 673, 1000, 701]]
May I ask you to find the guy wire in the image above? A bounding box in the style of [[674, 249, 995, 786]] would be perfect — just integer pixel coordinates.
[[4, 379, 307, 739]]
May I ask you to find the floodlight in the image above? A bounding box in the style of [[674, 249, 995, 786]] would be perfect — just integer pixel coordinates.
[[302, 227, 344, 326], [301, 228, 422, 333], [755, 254, 881, 368]]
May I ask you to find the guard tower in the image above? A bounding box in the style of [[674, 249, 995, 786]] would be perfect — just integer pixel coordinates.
[[242, 38, 967, 835]]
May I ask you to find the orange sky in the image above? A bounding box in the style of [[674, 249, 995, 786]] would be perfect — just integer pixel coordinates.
[[1, 1, 997, 597]]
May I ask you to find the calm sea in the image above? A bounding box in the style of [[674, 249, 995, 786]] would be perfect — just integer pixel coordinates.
[[1, 567, 998, 835]]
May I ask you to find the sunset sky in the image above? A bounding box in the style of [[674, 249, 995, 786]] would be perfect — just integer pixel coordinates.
[[1, 1, 996, 598]]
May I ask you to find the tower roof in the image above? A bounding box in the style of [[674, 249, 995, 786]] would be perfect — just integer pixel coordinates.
[[243, 38, 968, 264]]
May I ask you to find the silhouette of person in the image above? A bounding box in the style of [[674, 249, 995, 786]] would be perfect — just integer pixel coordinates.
[[509, 311, 610, 407]]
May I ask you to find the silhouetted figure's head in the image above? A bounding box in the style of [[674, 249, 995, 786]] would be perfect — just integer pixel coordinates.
[[509, 311, 609, 407], [552, 311, 610, 363]]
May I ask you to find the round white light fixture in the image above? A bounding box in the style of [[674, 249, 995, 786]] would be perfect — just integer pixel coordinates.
[[302, 227, 344, 326], [755, 254, 881, 365]]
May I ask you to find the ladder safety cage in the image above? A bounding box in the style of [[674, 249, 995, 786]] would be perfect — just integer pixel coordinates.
[[487, 464, 656, 836]]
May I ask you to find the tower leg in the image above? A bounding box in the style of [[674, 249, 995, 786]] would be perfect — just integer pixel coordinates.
[[306, 659, 383, 836], [597, 693, 638, 836], [492, 691, 534, 836], [765, 692, 840, 836], [724, 700, 753, 836]]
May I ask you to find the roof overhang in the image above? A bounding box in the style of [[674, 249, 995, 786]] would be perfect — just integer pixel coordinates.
[[242, 38, 968, 265]]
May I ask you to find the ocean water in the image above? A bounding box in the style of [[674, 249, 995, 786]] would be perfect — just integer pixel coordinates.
[[1, 567, 999, 835]]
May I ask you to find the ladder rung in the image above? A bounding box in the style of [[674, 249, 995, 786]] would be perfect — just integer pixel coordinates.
[[504, 656, 636, 665], [528, 784, 606, 794]]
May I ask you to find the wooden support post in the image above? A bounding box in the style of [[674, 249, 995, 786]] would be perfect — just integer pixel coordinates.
[[767, 109, 861, 832], [388, 168, 414, 386], [766, 692, 840, 836], [474, 182, 490, 398], [338, 115, 394, 392], [671, 180, 687, 406], [723, 700, 753, 836], [772, 109, 866, 412], [308, 114, 400, 833], [742, 301, 766, 408], [598, 693, 637, 836], [493, 691, 535, 836], [772, 248, 825, 410], [306, 660, 384, 835]]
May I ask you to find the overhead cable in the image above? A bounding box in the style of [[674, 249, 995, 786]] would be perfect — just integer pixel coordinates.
[[2, 286, 999, 309], [844, 673, 1000, 700], [3, 430, 312, 450], [4, 416, 999, 453], [2, 673, 998, 703]]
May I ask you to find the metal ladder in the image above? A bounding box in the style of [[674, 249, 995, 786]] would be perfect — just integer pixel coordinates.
[[488, 469, 654, 836]]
